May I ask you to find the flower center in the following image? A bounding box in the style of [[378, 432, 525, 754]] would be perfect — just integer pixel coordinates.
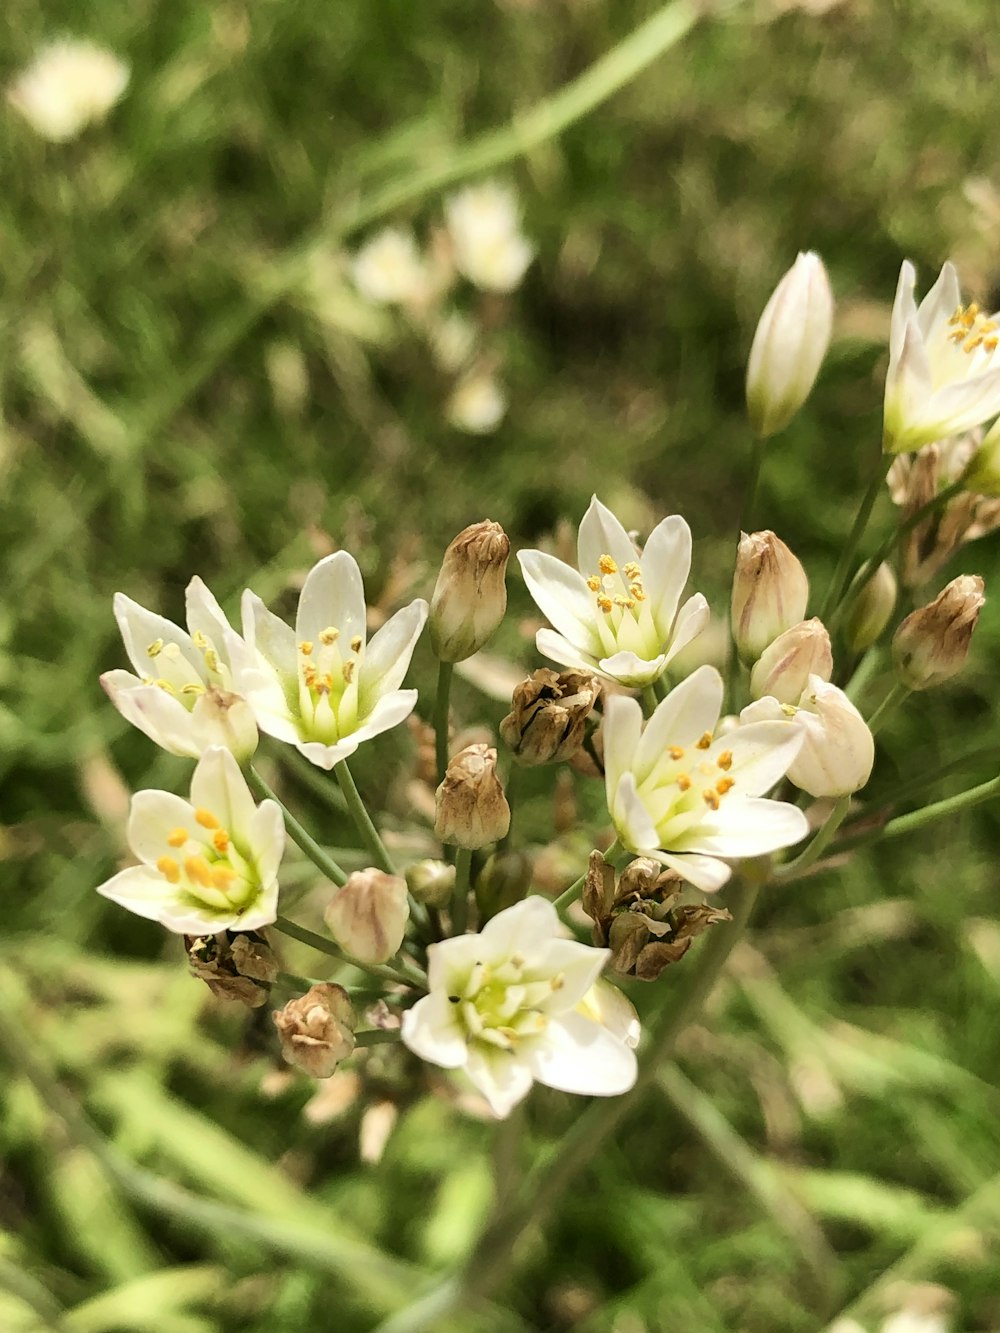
[[585, 554, 647, 620], [448, 957, 558, 1052], [947, 303, 999, 356], [297, 627, 365, 740], [644, 738, 738, 841], [142, 630, 227, 711], [154, 805, 255, 912]]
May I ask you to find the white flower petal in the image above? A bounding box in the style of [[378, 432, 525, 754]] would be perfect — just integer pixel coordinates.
[[632, 666, 724, 782], [113, 593, 202, 687], [189, 746, 256, 835], [241, 590, 297, 678], [663, 593, 710, 663], [715, 720, 804, 797], [528, 1011, 638, 1097], [610, 770, 661, 853], [651, 850, 732, 893], [425, 933, 487, 993], [464, 1046, 534, 1118], [295, 737, 360, 770], [101, 672, 203, 758], [640, 514, 692, 632], [250, 800, 286, 886], [518, 550, 601, 654], [296, 552, 367, 648], [676, 797, 809, 858], [576, 496, 639, 580], [601, 694, 644, 795], [596, 650, 666, 687], [97, 866, 175, 923], [479, 896, 561, 958], [916, 261, 961, 342], [889, 260, 918, 365], [127, 790, 201, 865], [359, 599, 428, 708], [535, 627, 599, 674], [184, 576, 235, 649], [401, 993, 470, 1069], [532, 941, 610, 1014]]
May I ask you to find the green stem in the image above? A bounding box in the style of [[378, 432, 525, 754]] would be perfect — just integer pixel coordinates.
[[642, 685, 659, 715], [434, 660, 454, 786], [820, 453, 893, 621], [335, 760, 396, 875], [497, 761, 521, 853], [726, 435, 767, 712], [830, 773, 1000, 858], [865, 681, 908, 734], [274, 916, 423, 988], [775, 795, 850, 879], [247, 766, 348, 886], [451, 847, 472, 936], [354, 1029, 402, 1048]]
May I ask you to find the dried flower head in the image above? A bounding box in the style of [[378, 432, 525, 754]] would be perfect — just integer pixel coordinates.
[[893, 575, 985, 690], [274, 983, 357, 1079], [435, 743, 511, 849], [500, 668, 601, 766], [187, 931, 278, 1008], [430, 520, 510, 662]]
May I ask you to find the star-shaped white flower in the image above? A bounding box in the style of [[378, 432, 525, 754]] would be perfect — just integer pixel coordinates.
[[97, 747, 284, 934], [603, 665, 809, 892], [101, 578, 257, 760], [401, 896, 639, 1118], [884, 260, 1000, 453], [518, 497, 709, 688], [232, 553, 428, 770]]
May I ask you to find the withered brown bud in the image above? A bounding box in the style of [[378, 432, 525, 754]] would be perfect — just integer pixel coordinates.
[[187, 931, 278, 1008], [893, 574, 985, 690], [434, 743, 511, 848], [405, 858, 455, 908], [324, 869, 410, 965], [499, 669, 601, 766], [273, 983, 356, 1079], [582, 850, 730, 981], [430, 520, 510, 662]]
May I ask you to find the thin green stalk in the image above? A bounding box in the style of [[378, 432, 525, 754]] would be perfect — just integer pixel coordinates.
[[247, 766, 348, 886], [497, 761, 521, 853], [865, 681, 908, 734], [274, 915, 423, 988], [820, 453, 893, 621], [434, 660, 454, 786], [727, 435, 766, 712], [552, 871, 587, 916], [775, 796, 850, 879], [355, 1029, 402, 1048], [452, 847, 472, 936], [335, 760, 397, 874], [829, 772, 1000, 858], [642, 685, 659, 715]]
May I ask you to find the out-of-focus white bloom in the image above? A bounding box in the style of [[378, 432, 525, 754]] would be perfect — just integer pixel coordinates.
[[101, 579, 257, 760], [746, 251, 834, 437], [427, 310, 478, 373], [232, 553, 427, 770], [518, 496, 709, 688], [97, 747, 284, 934], [742, 676, 875, 798], [445, 181, 534, 293], [8, 39, 129, 142], [401, 896, 638, 1118], [883, 260, 1000, 453], [350, 227, 429, 306], [603, 665, 809, 892], [446, 372, 507, 433]]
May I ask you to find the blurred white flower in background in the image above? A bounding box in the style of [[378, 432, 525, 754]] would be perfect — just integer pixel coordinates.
[[445, 180, 535, 292], [446, 370, 507, 433], [8, 39, 129, 141], [351, 227, 429, 306]]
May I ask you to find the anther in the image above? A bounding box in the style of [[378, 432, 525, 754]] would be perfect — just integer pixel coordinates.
[[154, 678, 177, 695], [676, 774, 692, 791], [342, 661, 356, 683], [319, 627, 339, 646], [669, 746, 685, 761], [350, 635, 363, 653], [623, 561, 641, 579], [180, 682, 205, 696], [716, 777, 735, 796], [298, 640, 314, 655], [212, 829, 230, 854], [598, 554, 618, 575], [195, 807, 220, 829], [987, 337, 999, 352], [717, 750, 733, 771], [696, 731, 713, 750], [167, 827, 188, 847], [597, 596, 613, 613], [146, 638, 164, 658], [210, 866, 237, 890], [203, 649, 220, 673], [156, 855, 181, 883], [630, 583, 646, 601], [586, 575, 602, 592], [184, 855, 215, 887], [192, 630, 208, 649], [702, 788, 720, 810]]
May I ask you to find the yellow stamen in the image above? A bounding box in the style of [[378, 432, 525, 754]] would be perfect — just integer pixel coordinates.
[[192, 630, 208, 649], [167, 827, 188, 848], [203, 649, 220, 673], [319, 627, 339, 646], [669, 746, 685, 761], [180, 682, 205, 696], [350, 635, 363, 653], [342, 660, 356, 683], [586, 575, 601, 592], [780, 703, 798, 717], [986, 337, 999, 352], [613, 595, 635, 609], [146, 638, 164, 658], [676, 774, 692, 792], [630, 583, 647, 601], [303, 664, 319, 688], [696, 732, 713, 750], [184, 855, 215, 887], [702, 788, 720, 811], [212, 829, 230, 854], [195, 807, 220, 829], [716, 777, 735, 796], [598, 554, 618, 575], [717, 750, 733, 772], [154, 679, 176, 695], [156, 855, 181, 882], [210, 866, 237, 889], [623, 561, 641, 579], [597, 596, 613, 613], [299, 640, 314, 655]]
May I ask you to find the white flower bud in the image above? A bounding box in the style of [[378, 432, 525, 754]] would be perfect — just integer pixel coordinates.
[[893, 575, 985, 690], [324, 869, 410, 965], [731, 530, 810, 663], [742, 678, 874, 798], [429, 520, 510, 662], [749, 617, 833, 704], [842, 562, 897, 654], [434, 743, 511, 849], [273, 983, 356, 1079], [405, 859, 455, 909], [746, 252, 834, 438]]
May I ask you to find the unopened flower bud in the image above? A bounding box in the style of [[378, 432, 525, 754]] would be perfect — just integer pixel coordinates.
[[405, 859, 455, 909], [324, 869, 410, 964], [731, 530, 810, 663], [475, 850, 533, 921], [434, 743, 511, 848], [843, 562, 897, 654], [187, 931, 278, 1008], [429, 520, 510, 662], [744, 678, 874, 798], [273, 983, 356, 1079], [893, 575, 985, 690], [499, 668, 601, 765], [746, 251, 834, 438], [750, 617, 833, 704]]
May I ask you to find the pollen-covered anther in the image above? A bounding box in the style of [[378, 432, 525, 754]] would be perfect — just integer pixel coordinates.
[[154, 678, 177, 694], [181, 682, 205, 696], [676, 773, 691, 791], [623, 561, 641, 580], [195, 807, 220, 830], [696, 731, 713, 750], [146, 638, 164, 658], [550, 972, 565, 991], [350, 635, 363, 653], [210, 866, 237, 890], [598, 554, 618, 575], [586, 575, 602, 592], [668, 746, 685, 761], [212, 829, 230, 854], [613, 595, 636, 609], [203, 649, 220, 673], [629, 582, 646, 601], [184, 855, 215, 887], [597, 595, 613, 613], [342, 661, 356, 684], [715, 777, 735, 796], [780, 703, 798, 717], [702, 788, 721, 811], [318, 626, 339, 646], [156, 855, 181, 883], [302, 664, 319, 688], [167, 827, 188, 848], [947, 305, 998, 354], [298, 640, 314, 655], [717, 750, 733, 771]]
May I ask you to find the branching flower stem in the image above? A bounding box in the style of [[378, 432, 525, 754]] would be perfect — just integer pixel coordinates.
[[247, 766, 348, 886], [820, 453, 894, 621], [335, 760, 397, 875], [727, 434, 766, 712], [434, 660, 453, 786], [451, 847, 472, 936], [274, 916, 424, 988], [828, 771, 1000, 860]]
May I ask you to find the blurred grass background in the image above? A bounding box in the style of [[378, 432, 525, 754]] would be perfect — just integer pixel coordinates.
[[3, 0, 1000, 1329]]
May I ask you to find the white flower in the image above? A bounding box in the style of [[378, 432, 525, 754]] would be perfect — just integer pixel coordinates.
[[518, 496, 709, 688], [746, 251, 834, 438], [445, 181, 534, 293], [742, 677, 874, 799], [101, 578, 257, 760], [97, 747, 284, 934], [884, 260, 1000, 453], [350, 227, 429, 306], [401, 896, 638, 1118], [232, 553, 428, 770], [446, 372, 507, 434], [8, 40, 129, 142], [603, 665, 809, 892]]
